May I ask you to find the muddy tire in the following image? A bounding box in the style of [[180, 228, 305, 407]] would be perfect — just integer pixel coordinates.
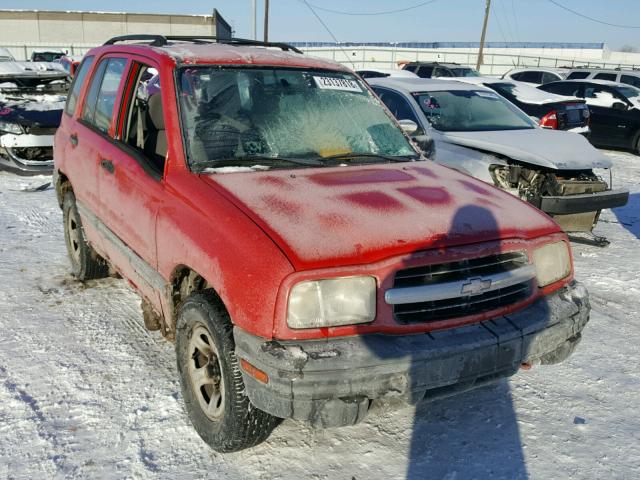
[[176, 290, 278, 452], [62, 191, 109, 281]]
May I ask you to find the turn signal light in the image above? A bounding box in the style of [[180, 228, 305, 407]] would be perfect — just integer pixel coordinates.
[[240, 358, 269, 384]]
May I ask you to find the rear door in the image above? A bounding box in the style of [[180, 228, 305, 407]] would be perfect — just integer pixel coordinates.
[[75, 55, 129, 217], [97, 57, 168, 307]]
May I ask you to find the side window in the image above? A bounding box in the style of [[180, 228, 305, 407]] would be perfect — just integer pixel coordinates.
[[416, 66, 433, 78], [65, 56, 94, 116], [122, 64, 165, 175], [517, 71, 543, 84], [583, 86, 617, 107], [621, 75, 640, 88], [510, 72, 524, 81], [594, 73, 617, 82], [81, 57, 127, 134], [433, 67, 452, 78], [566, 71, 590, 80], [541, 82, 581, 97], [376, 89, 421, 131], [541, 72, 561, 84]]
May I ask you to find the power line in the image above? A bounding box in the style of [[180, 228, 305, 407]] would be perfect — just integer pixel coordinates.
[[298, 0, 356, 67], [305, 0, 440, 16], [547, 0, 640, 29]]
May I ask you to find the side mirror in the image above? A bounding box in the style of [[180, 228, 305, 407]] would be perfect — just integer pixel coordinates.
[[612, 101, 628, 111], [398, 119, 419, 135], [412, 134, 436, 159]]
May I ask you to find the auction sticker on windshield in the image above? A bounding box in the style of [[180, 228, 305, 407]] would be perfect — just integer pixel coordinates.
[[313, 76, 362, 92]]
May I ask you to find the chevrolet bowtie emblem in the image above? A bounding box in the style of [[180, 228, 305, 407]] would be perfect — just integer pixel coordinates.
[[461, 277, 492, 295]]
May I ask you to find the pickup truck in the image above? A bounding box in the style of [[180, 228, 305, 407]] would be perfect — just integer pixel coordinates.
[[53, 35, 590, 452]]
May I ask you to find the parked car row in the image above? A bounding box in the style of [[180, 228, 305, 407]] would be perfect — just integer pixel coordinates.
[[52, 35, 593, 453]]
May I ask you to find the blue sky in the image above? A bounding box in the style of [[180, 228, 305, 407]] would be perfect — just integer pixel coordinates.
[[2, 0, 640, 49]]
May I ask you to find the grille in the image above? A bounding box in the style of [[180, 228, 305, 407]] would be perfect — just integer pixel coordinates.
[[391, 251, 533, 324]]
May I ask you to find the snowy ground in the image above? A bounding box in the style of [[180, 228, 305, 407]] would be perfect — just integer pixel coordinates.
[[0, 150, 639, 480]]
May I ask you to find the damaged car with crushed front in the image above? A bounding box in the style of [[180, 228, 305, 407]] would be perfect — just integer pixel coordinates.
[[368, 77, 629, 241], [54, 36, 590, 452], [0, 59, 68, 174]]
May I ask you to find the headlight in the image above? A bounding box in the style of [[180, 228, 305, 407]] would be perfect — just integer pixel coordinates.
[[287, 276, 376, 329], [0, 121, 23, 135], [533, 241, 571, 287]]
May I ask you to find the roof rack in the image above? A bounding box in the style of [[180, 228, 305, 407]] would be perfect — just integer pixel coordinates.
[[103, 35, 303, 54]]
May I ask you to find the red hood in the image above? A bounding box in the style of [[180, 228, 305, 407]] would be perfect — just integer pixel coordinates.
[[203, 162, 561, 270]]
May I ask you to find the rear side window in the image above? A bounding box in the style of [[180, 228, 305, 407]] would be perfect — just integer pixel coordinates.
[[594, 73, 617, 82], [514, 71, 542, 84], [541, 72, 561, 84], [539, 82, 581, 96], [65, 56, 94, 116], [416, 66, 433, 78], [433, 67, 452, 77], [621, 74, 640, 88], [81, 57, 128, 134], [566, 71, 590, 80]]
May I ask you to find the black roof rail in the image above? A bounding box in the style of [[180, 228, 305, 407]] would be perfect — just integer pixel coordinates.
[[103, 35, 303, 54]]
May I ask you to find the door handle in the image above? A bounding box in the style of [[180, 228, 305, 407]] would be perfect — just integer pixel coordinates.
[[69, 134, 78, 146], [100, 158, 115, 174]]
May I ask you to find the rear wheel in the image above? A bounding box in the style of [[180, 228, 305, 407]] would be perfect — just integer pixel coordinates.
[[62, 191, 109, 280], [176, 290, 279, 452]]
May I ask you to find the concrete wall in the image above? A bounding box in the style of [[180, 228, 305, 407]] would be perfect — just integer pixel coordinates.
[[0, 9, 231, 59]]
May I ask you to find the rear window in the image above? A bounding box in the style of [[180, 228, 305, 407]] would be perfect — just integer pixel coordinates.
[[566, 71, 590, 80], [65, 56, 94, 116], [594, 73, 617, 82], [81, 57, 127, 134]]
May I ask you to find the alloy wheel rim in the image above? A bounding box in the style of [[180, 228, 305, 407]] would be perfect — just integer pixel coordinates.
[[66, 209, 82, 265], [188, 324, 225, 420]]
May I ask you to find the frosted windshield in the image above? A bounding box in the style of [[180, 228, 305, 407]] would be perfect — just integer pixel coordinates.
[[177, 67, 417, 171]]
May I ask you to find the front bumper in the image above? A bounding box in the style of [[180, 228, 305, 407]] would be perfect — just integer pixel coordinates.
[[540, 188, 629, 215], [235, 281, 589, 428], [0, 133, 54, 175]]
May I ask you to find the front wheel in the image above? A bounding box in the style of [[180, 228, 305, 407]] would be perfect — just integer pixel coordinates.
[[175, 291, 278, 452]]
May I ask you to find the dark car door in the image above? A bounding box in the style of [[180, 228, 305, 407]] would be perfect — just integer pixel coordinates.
[[579, 83, 633, 147]]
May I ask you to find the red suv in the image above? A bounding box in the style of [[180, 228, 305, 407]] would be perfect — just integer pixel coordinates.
[[53, 35, 590, 452]]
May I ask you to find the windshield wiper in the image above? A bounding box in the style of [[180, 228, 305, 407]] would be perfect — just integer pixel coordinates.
[[319, 152, 417, 164], [193, 155, 325, 172]]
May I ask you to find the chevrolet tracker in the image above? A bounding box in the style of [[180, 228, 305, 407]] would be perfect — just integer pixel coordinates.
[[53, 35, 590, 452]]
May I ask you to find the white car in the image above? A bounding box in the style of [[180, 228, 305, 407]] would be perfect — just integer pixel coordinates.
[[366, 77, 629, 235], [502, 67, 568, 86]]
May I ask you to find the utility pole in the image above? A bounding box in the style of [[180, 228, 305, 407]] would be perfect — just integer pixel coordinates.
[[252, 0, 257, 40], [476, 0, 491, 71], [264, 0, 270, 42]]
